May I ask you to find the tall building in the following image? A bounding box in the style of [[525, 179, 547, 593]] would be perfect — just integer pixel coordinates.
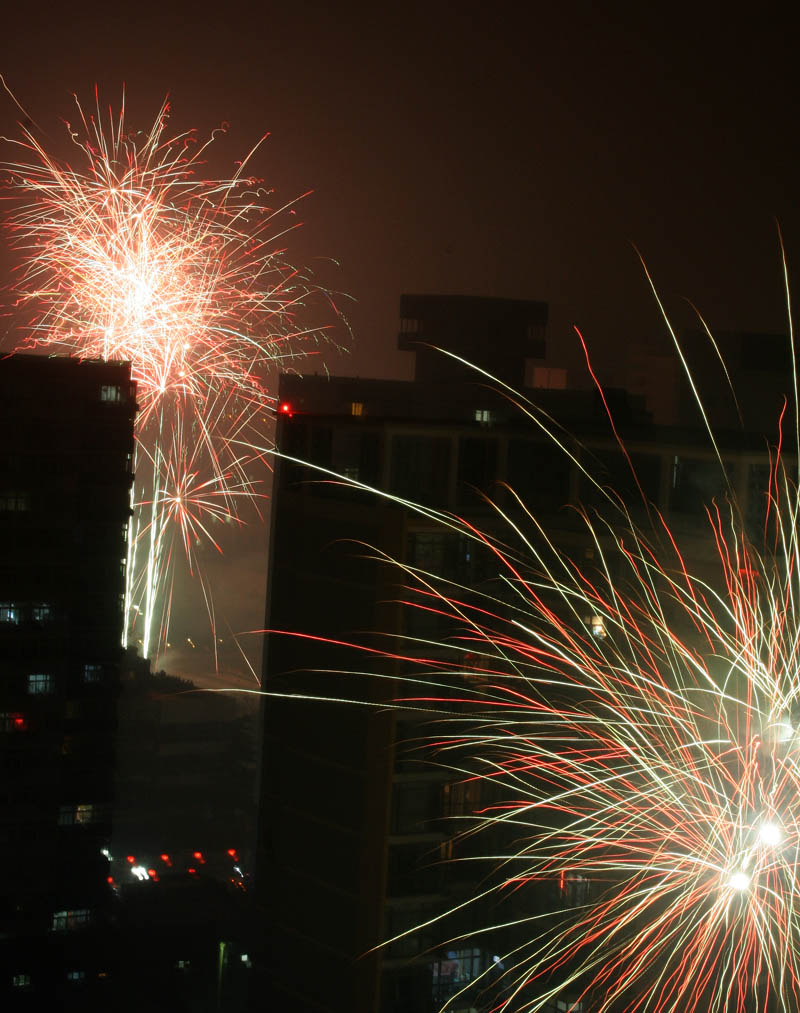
[[0, 355, 136, 1006], [257, 296, 783, 1012]]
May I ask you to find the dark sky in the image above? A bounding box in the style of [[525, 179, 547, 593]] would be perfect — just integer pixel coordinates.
[[3, 3, 799, 679]]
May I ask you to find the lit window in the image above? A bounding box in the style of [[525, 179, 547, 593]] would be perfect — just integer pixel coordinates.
[[27, 673, 55, 694], [400, 317, 420, 334], [51, 909, 91, 931], [66, 970, 86, 983], [83, 664, 102, 683], [0, 603, 19, 624], [1, 712, 27, 732], [100, 384, 123, 403], [58, 804, 101, 827], [176, 960, 191, 970], [0, 491, 30, 512], [341, 465, 359, 481], [350, 401, 364, 417], [12, 974, 31, 988], [560, 871, 590, 907], [474, 408, 494, 424], [31, 604, 52, 623], [588, 615, 607, 639]]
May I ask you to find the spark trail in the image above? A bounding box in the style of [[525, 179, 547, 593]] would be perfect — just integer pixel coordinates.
[[1, 89, 337, 659]]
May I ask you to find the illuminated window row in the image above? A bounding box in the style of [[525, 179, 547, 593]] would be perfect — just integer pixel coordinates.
[[0, 490, 30, 512], [58, 804, 104, 826], [51, 908, 92, 931], [0, 602, 53, 624]]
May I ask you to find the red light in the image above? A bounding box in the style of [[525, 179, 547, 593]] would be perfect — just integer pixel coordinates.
[[160, 853, 172, 866], [187, 867, 198, 877], [148, 869, 158, 881], [192, 851, 206, 864], [13, 716, 25, 728], [107, 876, 114, 884], [280, 402, 291, 414], [226, 848, 238, 859], [126, 855, 135, 864]]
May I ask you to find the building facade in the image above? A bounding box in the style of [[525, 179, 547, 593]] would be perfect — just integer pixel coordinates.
[[257, 296, 786, 1012], [0, 356, 136, 1006]]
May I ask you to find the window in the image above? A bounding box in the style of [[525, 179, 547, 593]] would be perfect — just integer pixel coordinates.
[[51, 909, 91, 931], [391, 780, 442, 834], [442, 779, 482, 818], [432, 948, 482, 996], [66, 971, 86, 984], [350, 401, 364, 417], [474, 408, 494, 424], [100, 384, 123, 403], [457, 437, 498, 505], [670, 455, 732, 517], [12, 974, 31, 988], [560, 872, 590, 907], [175, 960, 191, 970], [0, 491, 30, 512], [83, 664, 102, 684], [391, 435, 451, 507], [59, 804, 102, 827], [0, 603, 19, 624], [588, 615, 606, 640], [27, 673, 55, 694], [1, 712, 27, 733], [399, 317, 421, 335], [31, 604, 52, 623], [507, 440, 571, 512]]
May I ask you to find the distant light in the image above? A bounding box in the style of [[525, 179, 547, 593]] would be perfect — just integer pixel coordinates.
[[589, 615, 607, 639], [107, 876, 114, 884], [126, 855, 135, 864], [280, 402, 291, 414], [101, 848, 111, 860], [193, 851, 206, 864], [759, 821, 783, 847], [131, 865, 149, 881], [729, 870, 751, 891]]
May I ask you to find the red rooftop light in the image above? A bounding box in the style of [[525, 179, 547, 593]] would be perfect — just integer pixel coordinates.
[[280, 402, 291, 414]]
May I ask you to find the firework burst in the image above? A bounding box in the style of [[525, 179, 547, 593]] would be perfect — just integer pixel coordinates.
[[2, 88, 339, 658], [261, 296, 800, 1010], [363, 348, 800, 1011]]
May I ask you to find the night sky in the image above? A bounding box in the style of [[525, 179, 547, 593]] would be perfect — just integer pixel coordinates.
[[3, 4, 799, 681]]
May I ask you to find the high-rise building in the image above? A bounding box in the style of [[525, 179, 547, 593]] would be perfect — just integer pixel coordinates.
[[256, 296, 785, 1012], [0, 355, 136, 1006]]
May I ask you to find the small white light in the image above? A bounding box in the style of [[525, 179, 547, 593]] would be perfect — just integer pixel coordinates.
[[729, 870, 751, 891], [759, 821, 783, 847]]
